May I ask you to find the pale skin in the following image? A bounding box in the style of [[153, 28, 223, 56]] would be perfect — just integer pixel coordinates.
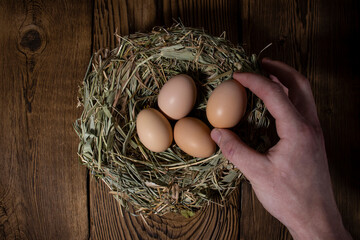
[[210, 58, 352, 240]]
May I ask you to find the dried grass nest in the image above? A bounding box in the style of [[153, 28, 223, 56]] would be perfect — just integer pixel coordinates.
[[74, 24, 271, 217]]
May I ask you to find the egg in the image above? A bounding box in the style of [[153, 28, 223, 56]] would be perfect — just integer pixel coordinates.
[[206, 79, 247, 128], [174, 117, 216, 158], [158, 74, 197, 120], [136, 108, 173, 152]]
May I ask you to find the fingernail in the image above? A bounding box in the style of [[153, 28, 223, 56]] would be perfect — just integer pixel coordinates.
[[211, 129, 222, 144]]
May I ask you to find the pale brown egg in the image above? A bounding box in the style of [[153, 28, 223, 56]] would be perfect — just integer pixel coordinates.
[[174, 117, 216, 158], [158, 74, 197, 120], [206, 79, 247, 128], [136, 108, 173, 152]]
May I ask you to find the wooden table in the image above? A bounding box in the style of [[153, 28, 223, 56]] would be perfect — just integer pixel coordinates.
[[1, 0, 359, 239]]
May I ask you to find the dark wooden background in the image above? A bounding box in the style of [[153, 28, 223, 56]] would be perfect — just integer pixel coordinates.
[[0, 0, 359, 239]]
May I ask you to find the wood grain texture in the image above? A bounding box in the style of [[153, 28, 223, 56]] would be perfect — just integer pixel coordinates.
[[91, 0, 242, 239], [240, 0, 360, 239], [91, 179, 241, 239], [161, 0, 241, 44], [0, 0, 92, 239], [314, 1, 360, 237], [1, 0, 359, 239], [93, 0, 241, 50]]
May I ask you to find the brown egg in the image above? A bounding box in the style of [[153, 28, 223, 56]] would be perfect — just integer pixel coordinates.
[[174, 117, 216, 158], [136, 108, 173, 152], [206, 79, 247, 128], [158, 74, 197, 120]]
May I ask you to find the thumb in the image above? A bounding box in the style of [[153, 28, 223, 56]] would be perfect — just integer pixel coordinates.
[[211, 128, 269, 180]]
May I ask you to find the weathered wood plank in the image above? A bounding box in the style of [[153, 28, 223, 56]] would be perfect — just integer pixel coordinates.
[[90, 0, 242, 239], [91, 179, 241, 239], [1, 0, 358, 239], [313, 1, 360, 238], [93, 0, 241, 50], [240, 0, 360, 239], [0, 1, 92, 239]]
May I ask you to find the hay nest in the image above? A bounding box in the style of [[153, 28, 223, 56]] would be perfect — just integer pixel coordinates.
[[74, 24, 271, 217]]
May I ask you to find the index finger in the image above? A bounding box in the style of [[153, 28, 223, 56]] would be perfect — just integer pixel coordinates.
[[233, 72, 304, 137], [261, 58, 319, 126]]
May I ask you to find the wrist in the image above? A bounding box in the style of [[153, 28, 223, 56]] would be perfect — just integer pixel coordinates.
[[286, 210, 352, 240], [289, 223, 351, 240]]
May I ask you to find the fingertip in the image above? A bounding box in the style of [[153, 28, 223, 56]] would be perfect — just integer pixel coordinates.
[[261, 57, 272, 63], [232, 71, 242, 79], [232, 72, 269, 92], [211, 128, 222, 145], [232, 72, 246, 85], [212, 129, 267, 178], [262, 58, 295, 73], [261, 58, 278, 69], [213, 129, 239, 160], [232, 72, 252, 83]]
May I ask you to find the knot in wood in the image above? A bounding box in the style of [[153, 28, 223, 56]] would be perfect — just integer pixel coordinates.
[[18, 24, 46, 55], [21, 30, 41, 52]]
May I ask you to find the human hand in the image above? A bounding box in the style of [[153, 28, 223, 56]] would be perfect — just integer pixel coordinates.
[[211, 58, 352, 240]]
